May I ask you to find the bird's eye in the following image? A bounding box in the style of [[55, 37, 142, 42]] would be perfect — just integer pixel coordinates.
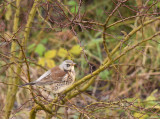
[[67, 64, 70, 67]]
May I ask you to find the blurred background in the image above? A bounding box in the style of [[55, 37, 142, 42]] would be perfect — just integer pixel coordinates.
[[0, 0, 160, 119]]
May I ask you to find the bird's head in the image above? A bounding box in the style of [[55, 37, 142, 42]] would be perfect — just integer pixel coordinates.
[[59, 60, 76, 72]]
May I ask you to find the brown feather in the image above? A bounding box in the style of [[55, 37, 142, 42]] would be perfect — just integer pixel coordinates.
[[50, 66, 67, 80], [36, 66, 67, 85]]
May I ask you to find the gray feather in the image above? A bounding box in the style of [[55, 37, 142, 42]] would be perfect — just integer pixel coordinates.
[[19, 82, 35, 87]]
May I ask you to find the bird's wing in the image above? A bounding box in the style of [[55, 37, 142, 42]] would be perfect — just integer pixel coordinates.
[[50, 66, 67, 82], [36, 70, 51, 82], [35, 66, 67, 85]]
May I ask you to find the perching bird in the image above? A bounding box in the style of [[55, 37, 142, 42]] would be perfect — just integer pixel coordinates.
[[20, 60, 76, 93]]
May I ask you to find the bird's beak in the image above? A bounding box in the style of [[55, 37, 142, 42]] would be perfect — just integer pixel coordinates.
[[72, 63, 76, 66]]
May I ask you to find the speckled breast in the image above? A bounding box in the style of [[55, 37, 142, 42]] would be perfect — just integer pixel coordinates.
[[52, 75, 75, 93]]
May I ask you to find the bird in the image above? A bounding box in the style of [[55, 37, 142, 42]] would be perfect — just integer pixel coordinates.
[[20, 60, 76, 93]]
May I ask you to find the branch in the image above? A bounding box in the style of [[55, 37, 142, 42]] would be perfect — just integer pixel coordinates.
[[104, 15, 160, 64], [4, 0, 21, 118]]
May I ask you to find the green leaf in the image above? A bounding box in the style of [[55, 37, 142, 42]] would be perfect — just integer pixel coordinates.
[[44, 50, 56, 59], [41, 38, 48, 44], [71, 7, 78, 13], [148, 1, 153, 5], [35, 44, 46, 56], [157, 2, 160, 8], [68, 1, 76, 6], [99, 70, 110, 79], [28, 43, 36, 53], [68, 1, 78, 13]]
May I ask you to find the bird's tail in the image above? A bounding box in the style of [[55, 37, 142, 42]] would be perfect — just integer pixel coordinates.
[[19, 82, 35, 87]]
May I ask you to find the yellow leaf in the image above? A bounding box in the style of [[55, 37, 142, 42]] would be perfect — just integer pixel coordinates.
[[154, 105, 160, 109], [46, 59, 55, 68], [5, 4, 12, 21], [44, 50, 56, 59], [67, 53, 74, 60], [134, 113, 148, 119], [145, 89, 158, 109], [58, 48, 68, 58], [38, 57, 45, 66], [69, 45, 82, 55], [146, 95, 156, 101]]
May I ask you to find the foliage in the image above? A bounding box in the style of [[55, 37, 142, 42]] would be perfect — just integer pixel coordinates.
[[38, 50, 56, 68], [0, 0, 160, 119]]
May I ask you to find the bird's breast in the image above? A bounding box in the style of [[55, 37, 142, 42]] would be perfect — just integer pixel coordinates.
[[52, 71, 75, 93]]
